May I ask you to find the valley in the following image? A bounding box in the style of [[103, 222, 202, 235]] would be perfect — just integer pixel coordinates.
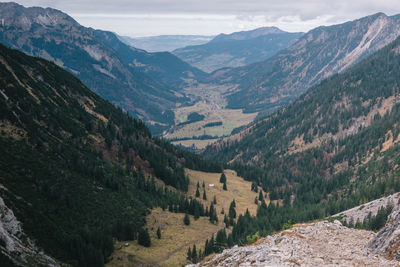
[[165, 83, 257, 149], [2, 1, 400, 267]]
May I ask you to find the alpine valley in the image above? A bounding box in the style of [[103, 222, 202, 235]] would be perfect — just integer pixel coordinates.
[[2, 1, 400, 267]]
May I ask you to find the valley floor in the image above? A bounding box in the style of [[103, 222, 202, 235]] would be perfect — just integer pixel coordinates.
[[107, 169, 263, 266]]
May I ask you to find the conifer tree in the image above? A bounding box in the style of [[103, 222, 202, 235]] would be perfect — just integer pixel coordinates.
[[138, 228, 151, 247], [219, 173, 226, 183], [223, 181, 227, 190], [195, 187, 200, 197], [184, 213, 190, 225], [157, 226, 161, 239], [203, 190, 207, 200], [259, 190, 264, 202], [192, 244, 197, 263]]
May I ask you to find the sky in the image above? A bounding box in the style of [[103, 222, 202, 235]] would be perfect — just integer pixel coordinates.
[[4, 0, 400, 37]]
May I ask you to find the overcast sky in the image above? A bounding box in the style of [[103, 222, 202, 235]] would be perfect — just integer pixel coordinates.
[[5, 0, 400, 37]]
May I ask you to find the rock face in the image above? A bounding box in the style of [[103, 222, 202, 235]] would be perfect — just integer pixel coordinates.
[[188, 221, 399, 266], [0, 197, 62, 266], [334, 192, 400, 224], [368, 200, 400, 260]]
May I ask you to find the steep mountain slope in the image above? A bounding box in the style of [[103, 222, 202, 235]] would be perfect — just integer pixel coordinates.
[[0, 44, 219, 266], [119, 34, 214, 52], [0, 2, 207, 132], [213, 13, 400, 115], [206, 34, 400, 166], [198, 35, 400, 253], [173, 27, 303, 72]]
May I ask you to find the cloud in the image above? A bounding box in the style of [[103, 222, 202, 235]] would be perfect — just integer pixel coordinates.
[[4, 0, 400, 36]]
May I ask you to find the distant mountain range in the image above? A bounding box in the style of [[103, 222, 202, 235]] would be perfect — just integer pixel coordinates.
[[119, 34, 214, 52], [212, 13, 400, 117], [0, 2, 207, 134], [173, 27, 303, 72]]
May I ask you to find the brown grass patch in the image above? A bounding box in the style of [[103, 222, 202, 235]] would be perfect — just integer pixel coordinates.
[[107, 168, 262, 267]]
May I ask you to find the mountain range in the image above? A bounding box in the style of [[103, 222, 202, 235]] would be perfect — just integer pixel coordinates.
[[213, 13, 400, 116], [173, 27, 303, 72], [3, 1, 400, 266], [0, 2, 207, 134], [119, 34, 214, 52]]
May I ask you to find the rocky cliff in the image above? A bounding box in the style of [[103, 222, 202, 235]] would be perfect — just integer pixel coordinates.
[[368, 199, 400, 261]]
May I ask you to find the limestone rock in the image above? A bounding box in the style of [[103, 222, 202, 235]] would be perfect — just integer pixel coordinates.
[[188, 221, 399, 266]]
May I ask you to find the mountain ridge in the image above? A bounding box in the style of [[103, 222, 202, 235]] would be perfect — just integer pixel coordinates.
[[211, 12, 400, 116], [173, 27, 303, 72], [0, 2, 207, 134]]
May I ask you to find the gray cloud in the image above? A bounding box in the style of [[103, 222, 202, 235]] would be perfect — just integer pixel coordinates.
[[3, 0, 400, 36]]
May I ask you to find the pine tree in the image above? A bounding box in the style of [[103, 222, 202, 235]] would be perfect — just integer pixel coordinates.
[[138, 228, 151, 247], [187, 246, 191, 260], [213, 195, 217, 204], [194, 205, 200, 220], [191, 244, 197, 263], [219, 173, 226, 183], [195, 187, 200, 197], [156, 227, 161, 239], [184, 213, 190, 225], [259, 190, 264, 202], [223, 181, 227, 190], [203, 190, 207, 200], [202, 181, 205, 188], [224, 214, 229, 227]]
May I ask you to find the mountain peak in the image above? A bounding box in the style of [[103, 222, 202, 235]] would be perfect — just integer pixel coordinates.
[[0, 2, 79, 28], [212, 26, 287, 42]]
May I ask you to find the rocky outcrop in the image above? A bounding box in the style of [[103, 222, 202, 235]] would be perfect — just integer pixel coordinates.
[[188, 221, 399, 266], [334, 192, 400, 224], [0, 196, 63, 266], [368, 201, 400, 260]]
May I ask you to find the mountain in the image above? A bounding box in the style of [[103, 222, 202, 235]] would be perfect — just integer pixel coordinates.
[[0, 2, 207, 133], [196, 34, 400, 257], [119, 34, 214, 52], [212, 13, 400, 116], [0, 43, 220, 266], [173, 27, 303, 72]]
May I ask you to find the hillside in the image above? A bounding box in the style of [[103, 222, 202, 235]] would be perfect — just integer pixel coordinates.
[[199, 34, 400, 256], [211, 13, 400, 116], [0, 2, 207, 133], [173, 27, 303, 72], [0, 43, 220, 266]]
